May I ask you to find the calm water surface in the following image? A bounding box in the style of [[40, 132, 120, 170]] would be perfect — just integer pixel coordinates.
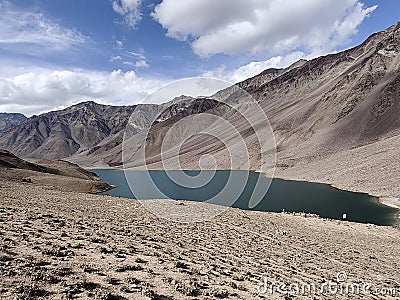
[[94, 169, 397, 226]]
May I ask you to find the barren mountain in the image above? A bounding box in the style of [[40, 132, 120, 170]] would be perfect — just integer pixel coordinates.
[[78, 22, 400, 173], [218, 21, 400, 157], [0, 23, 399, 199], [0, 101, 139, 160]]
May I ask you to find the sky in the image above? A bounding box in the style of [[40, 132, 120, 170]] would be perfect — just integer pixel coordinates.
[[0, 0, 398, 116]]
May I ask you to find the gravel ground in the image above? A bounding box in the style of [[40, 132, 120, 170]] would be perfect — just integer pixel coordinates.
[[1, 177, 400, 299]]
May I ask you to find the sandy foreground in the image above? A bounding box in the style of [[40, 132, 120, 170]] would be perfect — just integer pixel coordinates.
[[1, 175, 400, 300]]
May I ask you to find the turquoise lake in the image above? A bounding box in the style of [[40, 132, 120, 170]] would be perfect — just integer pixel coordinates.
[[94, 169, 397, 226]]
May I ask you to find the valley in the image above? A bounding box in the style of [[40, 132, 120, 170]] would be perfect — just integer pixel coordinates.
[[1, 18, 400, 300], [1, 23, 399, 207]]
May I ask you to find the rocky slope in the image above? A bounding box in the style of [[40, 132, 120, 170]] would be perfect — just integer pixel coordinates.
[[218, 22, 400, 157], [0, 149, 58, 173], [0, 112, 26, 131], [0, 150, 111, 193], [75, 22, 400, 173]]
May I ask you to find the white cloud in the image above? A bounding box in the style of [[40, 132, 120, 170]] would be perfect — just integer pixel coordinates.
[[134, 60, 149, 68], [113, 48, 149, 68], [109, 55, 122, 62], [0, 1, 87, 53], [128, 48, 146, 60], [0, 69, 165, 116], [122, 60, 149, 68], [204, 52, 305, 83], [123, 61, 135, 66], [112, 0, 142, 28], [116, 39, 124, 48], [152, 0, 377, 57]]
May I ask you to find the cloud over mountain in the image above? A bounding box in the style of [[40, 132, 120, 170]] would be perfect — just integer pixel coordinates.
[[0, 69, 163, 116], [152, 0, 377, 57]]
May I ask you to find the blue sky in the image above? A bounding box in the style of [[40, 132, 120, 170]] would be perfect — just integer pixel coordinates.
[[0, 0, 398, 115]]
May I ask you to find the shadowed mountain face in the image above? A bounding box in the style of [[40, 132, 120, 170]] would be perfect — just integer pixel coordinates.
[[0, 113, 27, 131], [0, 23, 399, 176]]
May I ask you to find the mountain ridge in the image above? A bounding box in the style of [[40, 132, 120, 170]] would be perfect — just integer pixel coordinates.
[[0, 22, 399, 198]]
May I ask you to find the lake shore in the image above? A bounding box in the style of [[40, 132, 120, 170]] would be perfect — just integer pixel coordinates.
[[272, 173, 400, 227], [1, 177, 400, 299], [270, 174, 400, 226], [94, 169, 398, 226], [92, 167, 400, 227], [274, 135, 400, 216]]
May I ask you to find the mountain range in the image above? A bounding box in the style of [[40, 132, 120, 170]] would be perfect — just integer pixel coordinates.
[[0, 22, 399, 198]]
